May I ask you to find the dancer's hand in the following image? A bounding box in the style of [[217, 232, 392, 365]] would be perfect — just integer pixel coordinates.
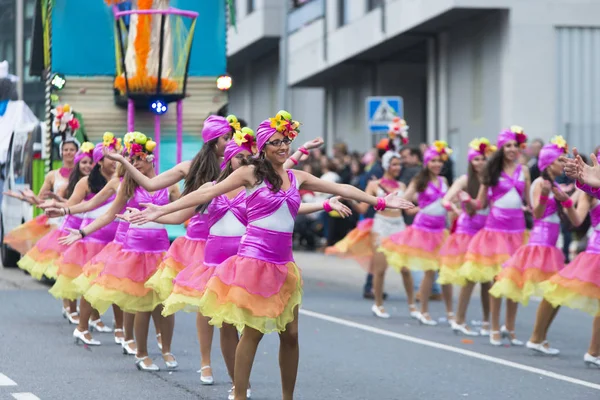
[[302, 137, 324, 150], [551, 185, 570, 202], [443, 199, 461, 215], [126, 203, 164, 225], [540, 180, 552, 196], [58, 228, 82, 245], [328, 196, 352, 218], [383, 193, 415, 210], [3, 190, 24, 200], [45, 207, 65, 218], [458, 191, 471, 203], [38, 199, 57, 210], [115, 209, 138, 222], [562, 148, 600, 187], [102, 147, 125, 162]]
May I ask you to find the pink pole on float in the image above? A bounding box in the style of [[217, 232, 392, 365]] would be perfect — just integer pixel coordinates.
[[176, 100, 183, 164], [154, 115, 161, 173], [127, 99, 135, 133]]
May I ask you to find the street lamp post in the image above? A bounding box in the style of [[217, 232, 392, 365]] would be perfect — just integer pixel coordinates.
[[278, 0, 289, 109]]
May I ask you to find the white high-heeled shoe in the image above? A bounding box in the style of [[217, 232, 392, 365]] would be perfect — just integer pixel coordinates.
[[228, 386, 252, 400], [479, 322, 490, 336], [489, 331, 503, 346], [162, 353, 178, 370], [453, 324, 480, 336], [73, 328, 101, 346], [89, 319, 113, 333], [136, 356, 159, 371], [417, 312, 438, 326], [113, 328, 124, 345], [122, 340, 137, 355], [501, 325, 523, 346], [66, 311, 79, 325], [526, 340, 560, 355], [584, 353, 600, 367], [371, 304, 390, 319], [156, 333, 163, 351], [408, 304, 420, 319], [198, 365, 214, 385]]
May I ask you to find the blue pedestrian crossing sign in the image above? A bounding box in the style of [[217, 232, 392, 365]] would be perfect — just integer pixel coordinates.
[[366, 96, 403, 133]]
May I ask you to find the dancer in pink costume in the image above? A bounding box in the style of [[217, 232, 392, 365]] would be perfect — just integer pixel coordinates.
[[458, 127, 531, 346], [439, 138, 494, 336], [379, 141, 452, 326], [127, 110, 413, 400]]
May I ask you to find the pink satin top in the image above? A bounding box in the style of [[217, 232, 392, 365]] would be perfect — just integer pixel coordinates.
[[528, 181, 560, 247], [204, 190, 247, 265], [122, 187, 171, 253], [238, 170, 301, 264], [485, 165, 526, 233], [587, 201, 600, 254], [79, 193, 119, 244], [413, 177, 447, 232], [185, 213, 209, 241]]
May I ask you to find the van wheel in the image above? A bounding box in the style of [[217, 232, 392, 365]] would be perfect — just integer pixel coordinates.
[[0, 214, 21, 268]]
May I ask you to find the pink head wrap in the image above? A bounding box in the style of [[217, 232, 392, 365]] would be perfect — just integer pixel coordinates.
[[92, 143, 105, 164], [423, 141, 452, 166], [538, 136, 568, 172], [257, 111, 301, 153], [467, 138, 495, 163], [256, 119, 276, 153], [202, 115, 234, 143], [74, 148, 93, 164], [221, 139, 253, 169], [497, 126, 527, 149]]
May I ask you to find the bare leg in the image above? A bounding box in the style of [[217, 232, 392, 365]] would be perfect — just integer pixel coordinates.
[[135, 311, 152, 362], [372, 251, 387, 308], [544, 306, 561, 340], [419, 270, 435, 315], [233, 327, 263, 400], [197, 313, 215, 376], [76, 298, 94, 340], [456, 281, 475, 325], [441, 284, 453, 316], [220, 323, 239, 381], [155, 306, 175, 361], [279, 307, 300, 400], [480, 282, 492, 323], [505, 299, 519, 333], [400, 267, 415, 307], [113, 304, 124, 341], [124, 312, 136, 341], [529, 300, 556, 343], [490, 294, 502, 341], [151, 311, 162, 348], [588, 316, 600, 357], [90, 308, 100, 322]]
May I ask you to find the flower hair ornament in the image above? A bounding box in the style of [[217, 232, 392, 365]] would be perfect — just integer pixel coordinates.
[[222, 127, 257, 169], [497, 125, 527, 149], [51, 103, 80, 134], [227, 114, 242, 132], [538, 135, 568, 172], [423, 140, 453, 165], [122, 132, 135, 157], [102, 132, 123, 153], [388, 116, 409, 149], [125, 131, 157, 162], [269, 110, 301, 141], [74, 142, 95, 164], [467, 137, 496, 162]]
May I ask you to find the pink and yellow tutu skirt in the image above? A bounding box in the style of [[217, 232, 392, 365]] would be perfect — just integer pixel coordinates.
[[146, 228, 207, 301], [17, 215, 82, 280], [490, 221, 563, 305], [196, 226, 302, 334], [379, 213, 447, 273], [162, 234, 242, 316], [49, 220, 118, 301], [325, 218, 374, 271], [84, 225, 169, 314], [540, 230, 600, 316], [438, 213, 486, 286], [458, 207, 527, 283], [3, 214, 56, 255]]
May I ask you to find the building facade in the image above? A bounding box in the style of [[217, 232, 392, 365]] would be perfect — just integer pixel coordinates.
[[227, 0, 600, 175], [0, 0, 45, 118]]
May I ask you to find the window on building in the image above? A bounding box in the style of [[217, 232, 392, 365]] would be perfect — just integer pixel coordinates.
[[24, 37, 37, 83], [337, 0, 349, 27], [25, 0, 35, 19], [367, 0, 383, 12], [247, 0, 255, 14]]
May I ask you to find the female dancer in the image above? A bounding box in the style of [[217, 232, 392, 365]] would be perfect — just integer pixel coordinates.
[[61, 132, 180, 371], [49, 138, 121, 340], [535, 171, 600, 364], [127, 110, 413, 400], [5, 138, 79, 256], [458, 127, 530, 346], [104, 117, 323, 382], [379, 141, 452, 325], [439, 138, 493, 335]]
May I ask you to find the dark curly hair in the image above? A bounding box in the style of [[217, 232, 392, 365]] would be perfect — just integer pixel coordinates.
[[483, 147, 505, 187], [87, 163, 108, 194], [241, 152, 283, 193], [64, 161, 87, 198]]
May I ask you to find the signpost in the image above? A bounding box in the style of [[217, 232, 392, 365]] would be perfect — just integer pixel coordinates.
[[366, 96, 403, 133]]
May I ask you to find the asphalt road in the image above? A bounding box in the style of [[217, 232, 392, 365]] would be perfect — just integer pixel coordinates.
[[1, 252, 599, 400]]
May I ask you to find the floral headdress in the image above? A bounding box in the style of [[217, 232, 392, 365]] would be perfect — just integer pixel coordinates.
[[122, 132, 135, 156], [497, 125, 527, 149], [388, 117, 409, 149], [74, 142, 95, 164], [538, 135, 568, 172], [102, 132, 123, 152], [222, 127, 257, 169], [124, 131, 157, 162], [51, 103, 80, 134], [424, 140, 453, 165], [467, 137, 496, 162], [268, 110, 301, 141], [226, 114, 242, 133]]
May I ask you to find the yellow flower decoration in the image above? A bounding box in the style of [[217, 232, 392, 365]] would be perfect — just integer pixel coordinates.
[[103, 132, 115, 147], [269, 114, 288, 132], [145, 140, 157, 152], [469, 138, 483, 151], [550, 135, 568, 153], [233, 130, 247, 146], [510, 125, 524, 134], [80, 142, 94, 153]]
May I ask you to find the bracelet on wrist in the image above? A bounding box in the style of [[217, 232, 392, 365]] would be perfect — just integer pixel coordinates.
[[289, 157, 299, 166], [79, 229, 86, 238], [374, 197, 386, 211], [323, 200, 333, 213], [561, 198, 574, 209], [299, 147, 309, 156]]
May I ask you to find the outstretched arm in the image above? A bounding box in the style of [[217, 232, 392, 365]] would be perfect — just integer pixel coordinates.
[[442, 175, 467, 215], [45, 177, 120, 217], [298, 196, 352, 217], [104, 151, 191, 191], [283, 138, 324, 169], [294, 170, 414, 210]]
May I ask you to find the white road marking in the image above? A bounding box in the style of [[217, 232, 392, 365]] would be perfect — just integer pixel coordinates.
[[11, 394, 41, 400], [0, 373, 17, 386], [300, 308, 600, 391]]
